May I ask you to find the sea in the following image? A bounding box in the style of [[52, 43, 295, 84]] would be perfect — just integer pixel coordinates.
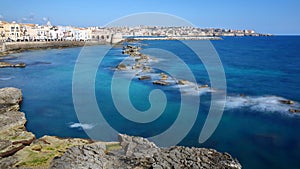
[[0, 36, 300, 169]]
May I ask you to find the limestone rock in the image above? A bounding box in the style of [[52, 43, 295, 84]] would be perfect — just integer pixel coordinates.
[[118, 134, 159, 158], [177, 80, 190, 85], [0, 88, 35, 158], [138, 75, 151, 80], [0, 136, 93, 169], [289, 109, 300, 113], [50, 134, 242, 169], [0, 62, 26, 68], [199, 84, 209, 88], [153, 80, 170, 86], [0, 87, 22, 113], [0, 62, 13, 68], [13, 63, 26, 68], [116, 63, 127, 70], [279, 99, 294, 105]]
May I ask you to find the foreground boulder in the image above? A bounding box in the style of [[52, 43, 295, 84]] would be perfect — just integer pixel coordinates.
[[50, 134, 242, 169], [0, 136, 93, 169]]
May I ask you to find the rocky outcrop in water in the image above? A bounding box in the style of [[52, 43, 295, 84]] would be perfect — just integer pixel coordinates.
[[116, 63, 127, 70], [0, 62, 26, 68]]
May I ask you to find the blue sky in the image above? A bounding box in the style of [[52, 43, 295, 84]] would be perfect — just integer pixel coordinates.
[[0, 0, 299, 34]]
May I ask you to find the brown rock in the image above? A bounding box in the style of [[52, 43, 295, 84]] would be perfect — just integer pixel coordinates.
[[0, 62, 13, 68], [289, 109, 300, 113], [138, 76, 151, 80], [177, 80, 190, 85], [116, 63, 127, 70], [199, 84, 209, 88], [279, 100, 294, 105], [153, 81, 170, 86]]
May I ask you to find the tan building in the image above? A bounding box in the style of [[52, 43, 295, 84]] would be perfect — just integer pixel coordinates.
[[2, 21, 22, 41], [21, 24, 35, 41]]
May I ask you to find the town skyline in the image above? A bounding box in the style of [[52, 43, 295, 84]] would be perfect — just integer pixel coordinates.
[[0, 0, 299, 35], [0, 19, 270, 44]]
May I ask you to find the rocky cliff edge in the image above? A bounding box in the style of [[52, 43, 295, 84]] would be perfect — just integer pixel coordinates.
[[0, 87, 241, 169]]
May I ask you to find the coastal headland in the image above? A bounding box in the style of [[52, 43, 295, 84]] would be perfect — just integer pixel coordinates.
[[0, 87, 242, 168]]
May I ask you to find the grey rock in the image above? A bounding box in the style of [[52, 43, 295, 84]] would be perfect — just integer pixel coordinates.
[[0, 87, 22, 113], [0, 88, 35, 158], [51, 134, 241, 169]]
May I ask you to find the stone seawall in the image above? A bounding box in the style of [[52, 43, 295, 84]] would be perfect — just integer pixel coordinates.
[[2, 41, 108, 52]]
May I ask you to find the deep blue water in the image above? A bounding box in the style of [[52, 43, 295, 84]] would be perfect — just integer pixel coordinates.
[[0, 36, 300, 169]]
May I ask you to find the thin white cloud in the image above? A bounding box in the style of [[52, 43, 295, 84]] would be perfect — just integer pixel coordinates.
[[20, 13, 35, 22], [29, 12, 34, 21], [0, 15, 3, 19], [42, 17, 48, 21]]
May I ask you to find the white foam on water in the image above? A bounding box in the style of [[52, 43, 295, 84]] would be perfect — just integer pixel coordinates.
[[0, 76, 14, 81], [69, 122, 95, 130], [226, 95, 300, 114], [171, 82, 213, 96]]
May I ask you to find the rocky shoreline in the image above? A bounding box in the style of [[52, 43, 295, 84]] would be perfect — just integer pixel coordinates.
[[0, 41, 111, 69], [0, 41, 109, 57], [0, 87, 242, 168]]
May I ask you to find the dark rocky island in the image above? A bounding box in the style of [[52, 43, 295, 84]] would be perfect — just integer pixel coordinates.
[[0, 87, 242, 169], [0, 62, 26, 68]]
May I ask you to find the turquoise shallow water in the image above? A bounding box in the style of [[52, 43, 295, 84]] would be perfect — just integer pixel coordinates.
[[0, 37, 300, 169]]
